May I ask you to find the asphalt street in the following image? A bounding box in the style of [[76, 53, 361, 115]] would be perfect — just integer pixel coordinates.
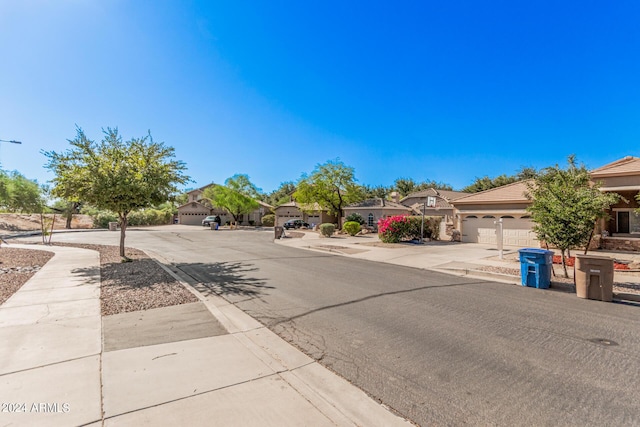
[[38, 228, 640, 426]]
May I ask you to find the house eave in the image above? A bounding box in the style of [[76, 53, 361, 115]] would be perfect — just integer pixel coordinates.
[[600, 186, 640, 192]]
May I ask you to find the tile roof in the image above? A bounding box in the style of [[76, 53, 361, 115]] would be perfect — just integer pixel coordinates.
[[451, 180, 532, 205], [345, 198, 412, 210], [408, 197, 453, 210], [186, 183, 215, 194], [590, 156, 640, 177], [275, 201, 325, 211], [400, 188, 469, 202]]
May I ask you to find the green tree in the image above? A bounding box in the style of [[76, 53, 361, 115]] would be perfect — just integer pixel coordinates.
[[361, 184, 392, 199], [462, 167, 538, 193], [203, 174, 261, 226], [44, 127, 190, 259], [392, 178, 453, 196], [526, 156, 619, 277], [51, 199, 82, 229], [0, 170, 45, 213], [265, 181, 296, 206], [294, 159, 364, 228], [393, 178, 418, 197], [174, 191, 190, 206]]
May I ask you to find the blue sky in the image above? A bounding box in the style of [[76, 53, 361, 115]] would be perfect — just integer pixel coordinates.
[[1, 1, 639, 193]]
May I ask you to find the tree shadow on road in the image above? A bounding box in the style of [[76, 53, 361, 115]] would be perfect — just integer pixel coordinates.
[[175, 261, 273, 300]]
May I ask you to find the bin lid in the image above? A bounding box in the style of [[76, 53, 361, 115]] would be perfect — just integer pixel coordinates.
[[575, 254, 613, 260], [518, 248, 553, 255]]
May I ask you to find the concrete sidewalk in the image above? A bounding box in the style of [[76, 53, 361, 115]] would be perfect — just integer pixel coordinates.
[[274, 230, 640, 302], [0, 244, 411, 426]]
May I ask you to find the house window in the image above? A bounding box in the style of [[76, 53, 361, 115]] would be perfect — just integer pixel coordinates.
[[501, 216, 514, 218], [466, 215, 478, 219], [614, 210, 640, 234], [368, 213, 374, 227], [482, 215, 495, 218]]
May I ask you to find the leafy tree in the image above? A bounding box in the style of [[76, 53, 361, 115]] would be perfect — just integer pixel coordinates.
[[361, 184, 392, 199], [0, 170, 45, 213], [265, 181, 296, 206], [462, 167, 538, 193], [294, 159, 364, 228], [394, 178, 418, 197], [51, 199, 82, 229], [44, 127, 190, 259], [0, 170, 8, 207], [175, 191, 189, 206], [345, 212, 365, 225], [203, 174, 261, 227], [526, 156, 619, 277], [392, 178, 453, 196]]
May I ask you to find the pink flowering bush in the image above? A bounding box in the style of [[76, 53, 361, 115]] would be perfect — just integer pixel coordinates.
[[378, 215, 411, 243], [378, 215, 443, 243]]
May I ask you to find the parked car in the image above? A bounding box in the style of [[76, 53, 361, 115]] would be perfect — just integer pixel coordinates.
[[202, 216, 217, 226], [283, 219, 310, 229]]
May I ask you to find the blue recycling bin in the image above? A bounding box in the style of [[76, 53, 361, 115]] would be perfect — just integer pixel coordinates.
[[518, 248, 553, 289]]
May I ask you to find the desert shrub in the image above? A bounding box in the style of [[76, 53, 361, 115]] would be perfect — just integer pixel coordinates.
[[87, 207, 172, 228], [319, 223, 335, 237], [406, 216, 442, 240], [345, 213, 365, 225], [343, 221, 361, 236], [261, 214, 275, 226], [93, 212, 119, 228], [127, 209, 172, 226]]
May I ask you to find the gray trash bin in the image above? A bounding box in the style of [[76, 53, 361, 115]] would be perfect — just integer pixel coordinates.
[[274, 226, 284, 239], [108, 222, 118, 231], [575, 254, 614, 302]]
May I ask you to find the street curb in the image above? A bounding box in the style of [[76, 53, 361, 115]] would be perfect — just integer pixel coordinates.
[[144, 249, 413, 427]]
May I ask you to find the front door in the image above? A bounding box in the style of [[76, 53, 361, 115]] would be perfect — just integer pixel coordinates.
[[618, 211, 630, 233]]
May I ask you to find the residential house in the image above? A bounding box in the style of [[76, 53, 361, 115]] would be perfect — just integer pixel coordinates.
[[450, 180, 539, 247], [274, 201, 337, 227], [342, 198, 415, 229], [399, 188, 470, 239], [177, 184, 272, 226], [590, 156, 640, 250]]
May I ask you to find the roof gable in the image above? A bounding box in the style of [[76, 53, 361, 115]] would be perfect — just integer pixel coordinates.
[[345, 198, 413, 210], [591, 156, 640, 177], [400, 188, 470, 203], [452, 180, 532, 205]]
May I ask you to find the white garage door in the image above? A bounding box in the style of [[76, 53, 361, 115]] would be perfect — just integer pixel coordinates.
[[179, 213, 209, 225], [276, 214, 302, 227], [307, 215, 321, 226], [463, 216, 538, 247]]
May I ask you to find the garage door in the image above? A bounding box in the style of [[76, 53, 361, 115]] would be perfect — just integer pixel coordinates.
[[276, 214, 302, 227], [462, 216, 538, 247], [306, 215, 321, 227], [179, 212, 209, 225]]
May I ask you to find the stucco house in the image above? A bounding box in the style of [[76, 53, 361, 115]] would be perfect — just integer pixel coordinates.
[[274, 201, 337, 227], [342, 198, 416, 229], [591, 156, 640, 250], [399, 188, 470, 239], [177, 184, 272, 226], [450, 180, 539, 247]]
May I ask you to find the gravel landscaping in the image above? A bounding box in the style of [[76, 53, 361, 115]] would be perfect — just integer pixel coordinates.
[[477, 265, 640, 295], [2, 242, 198, 316], [0, 247, 55, 304], [51, 243, 199, 316]]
